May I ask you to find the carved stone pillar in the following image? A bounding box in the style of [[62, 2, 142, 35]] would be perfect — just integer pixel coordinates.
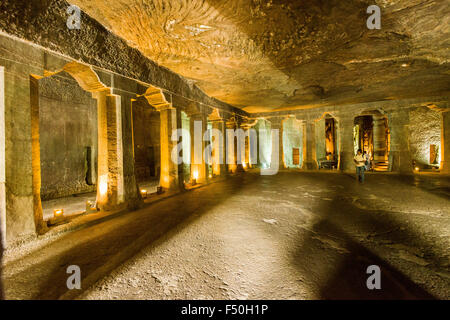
[[211, 120, 226, 176], [302, 119, 317, 170], [268, 117, 285, 170], [226, 119, 237, 173], [388, 109, 412, 174], [190, 113, 208, 183], [157, 106, 183, 190], [338, 116, 355, 172], [440, 110, 450, 174], [93, 90, 125, 211], [372, 115, 387, 162]]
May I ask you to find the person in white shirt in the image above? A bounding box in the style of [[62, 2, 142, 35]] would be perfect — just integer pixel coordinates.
[[354, 149, 366, 183]]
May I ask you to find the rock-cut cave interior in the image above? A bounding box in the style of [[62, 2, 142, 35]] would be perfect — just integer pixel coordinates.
[[0, 0, 449, 301]]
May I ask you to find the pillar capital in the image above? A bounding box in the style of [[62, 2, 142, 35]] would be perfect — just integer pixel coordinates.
[[267, 116, 286, 128]]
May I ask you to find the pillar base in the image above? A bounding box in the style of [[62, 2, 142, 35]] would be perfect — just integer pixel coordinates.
[[390, 150, 413, 174], [302, 161, 318, 170], [440, 161, 450, 174]]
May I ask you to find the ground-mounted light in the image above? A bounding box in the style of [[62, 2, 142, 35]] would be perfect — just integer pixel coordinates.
[[140, 189, 148, 199], [86, 200, 97, 213], [415, 167, 420, 172], [53, 208, 64, 218]]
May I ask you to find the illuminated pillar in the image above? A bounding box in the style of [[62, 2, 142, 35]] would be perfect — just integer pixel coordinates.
[[301, 119, 317, 170], [440, 110, 450, 174], [226, 120, 237, 173], [338, 116, 355, 172], [373, 115, 387, 162], [388, 109, 412, 173], [3, 65, 45, 245], [159, 106, 182, 190], [190, 113, 208, 183], [211, 120, 226, 176], [269, 117, 285, 169], [235, 119, 245, 172], [93, 90, 125, 211]]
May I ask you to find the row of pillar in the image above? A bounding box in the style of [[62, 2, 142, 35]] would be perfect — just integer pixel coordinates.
[[263, 110, 450, 174]]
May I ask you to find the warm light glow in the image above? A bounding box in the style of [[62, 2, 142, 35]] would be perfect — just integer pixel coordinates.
[[209, 174, 212, 178], [415, 167, 420, 171], [99, 175, 108, 196], [53, 209, 64, 218], [140, 189, 147, 198], [193, 170, 199, 180], [401, 63, 409, 67]]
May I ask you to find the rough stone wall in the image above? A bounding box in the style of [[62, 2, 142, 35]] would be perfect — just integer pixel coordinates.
[[283, 118, 302, 168], [409, 106, 441, 166], [39, 71, 97, 200], [133, 102, 160, 183]]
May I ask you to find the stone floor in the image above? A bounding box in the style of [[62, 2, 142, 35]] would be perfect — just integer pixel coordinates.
[[42, 179, 160, 221], [2, 171, 449, 299]]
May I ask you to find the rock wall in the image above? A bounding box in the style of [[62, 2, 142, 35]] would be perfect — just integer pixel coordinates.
[[409, 106, 441, 166], [39, 71, 97, 200]]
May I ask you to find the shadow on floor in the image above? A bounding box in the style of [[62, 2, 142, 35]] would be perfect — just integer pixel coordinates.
[[3, 173, 258, 300], [289, 172, 444, 299]]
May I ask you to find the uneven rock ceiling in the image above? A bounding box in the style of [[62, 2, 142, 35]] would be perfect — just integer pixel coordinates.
[[71, 0, 449, 113]]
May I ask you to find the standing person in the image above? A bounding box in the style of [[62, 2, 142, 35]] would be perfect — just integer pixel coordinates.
[[354, 149, 366, 183]]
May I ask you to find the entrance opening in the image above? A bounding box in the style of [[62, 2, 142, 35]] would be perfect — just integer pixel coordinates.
[[354, 112, 390, 171], [38, 71, 98, 221], [316, 114, 338, 169]]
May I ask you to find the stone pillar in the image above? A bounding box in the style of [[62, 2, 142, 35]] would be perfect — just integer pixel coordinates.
[[3, 59, 44, 244], [269, 118, 285, 170], [190, 113, 208, 183], [159, 106, 182, 190], [113, 89, 140, 210], [338, 116, 355, 172], [93, 90, 125, 211], [440, 110, 450, 174], [302, 120, 317, 170], [373, 115, 387, 162], [211, 120, 226, 176], [388, 109, 412, 174], [235, 119, 246, 172], [226, 120, 237, 173], [30, 77, 47, 235]]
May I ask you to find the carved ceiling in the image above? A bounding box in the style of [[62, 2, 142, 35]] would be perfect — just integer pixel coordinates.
[[71, 0, 450, 112]]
